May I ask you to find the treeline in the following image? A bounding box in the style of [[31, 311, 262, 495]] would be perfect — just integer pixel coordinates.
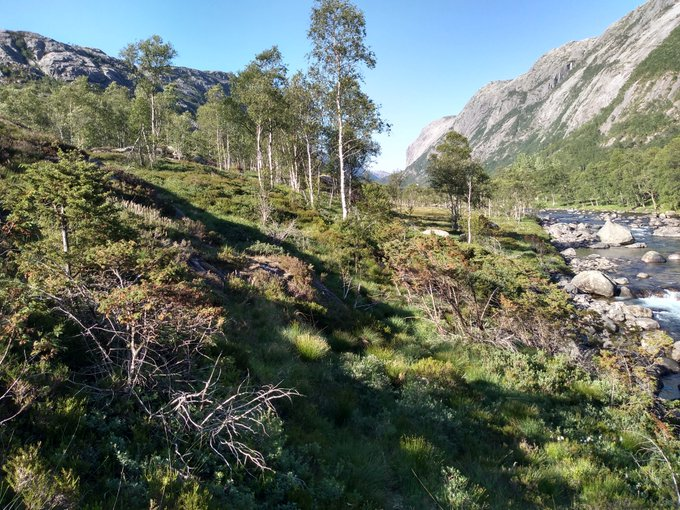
[[0, 2, 385, 216], [494, 136, 680, 213]]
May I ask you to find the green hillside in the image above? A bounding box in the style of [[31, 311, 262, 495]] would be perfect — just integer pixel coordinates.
[[2, 119, 680, 508]]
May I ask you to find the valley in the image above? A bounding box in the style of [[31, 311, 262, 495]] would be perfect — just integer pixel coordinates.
[[2, 0, 680, 508]]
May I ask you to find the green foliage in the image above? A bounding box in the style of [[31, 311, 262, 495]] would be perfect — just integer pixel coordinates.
[[285, 323, 331, 361], [3, 443, 80, 510], [495, 131, 680, 211], [7, 150, 117, 279], [427, 131, 489, 231], [631, 23, 680, 81]]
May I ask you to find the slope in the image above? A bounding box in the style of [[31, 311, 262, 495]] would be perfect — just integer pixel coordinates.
[[405, 0, 680, 180], [0, 30, 231, 111], [2, 119, 680, 508]]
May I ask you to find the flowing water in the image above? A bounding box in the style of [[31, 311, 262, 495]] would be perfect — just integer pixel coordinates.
[[540, 210, 680, 398]]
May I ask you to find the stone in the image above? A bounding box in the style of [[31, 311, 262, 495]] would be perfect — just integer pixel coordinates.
[[658, 357, 680, 373], [624, 305, 654, 319], [422, 229, 450, 237], [570, 255, 617, 273], [560, 248, 577, 259], [606, 303, 626, 322], [602, 317, 618, 333], [613, 277, 629, 285], [668, 253, 680, 262], [546, 222, 597, 248], [672, 341, 680, 362], [571, 270, 616, 297], [618, 286, 634, 299], [597, 220, 634, 245], [637, 272, 650, 279], [642, 251, 666, 263], [589, 242, 610, 249], [635, 317, 660, 330], [653, 226, 680, 237], [625, 242, 647, 249]]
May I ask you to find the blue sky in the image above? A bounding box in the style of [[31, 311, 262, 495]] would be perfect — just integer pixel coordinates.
[[2, 0, 645, 172]]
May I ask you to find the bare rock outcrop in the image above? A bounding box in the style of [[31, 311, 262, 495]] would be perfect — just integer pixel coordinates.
[[404, 0, 680, 175], [0, 30, 231, 112]]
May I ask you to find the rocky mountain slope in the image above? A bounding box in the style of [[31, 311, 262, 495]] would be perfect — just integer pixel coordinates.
[[0, 30, 231, 110], [405, 0, 680, 181]]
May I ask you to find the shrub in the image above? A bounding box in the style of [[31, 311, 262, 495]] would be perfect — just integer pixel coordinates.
[[409, 358, 462, 389], [440, 466, 487, 509], [270, 255, 317, 301], [400, 435, 441, 475], [3, 443, 80, 510]]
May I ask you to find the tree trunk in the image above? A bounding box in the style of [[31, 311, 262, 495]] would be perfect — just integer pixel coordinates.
[[305, 135, 315, 208], [467, 178, 473, 244], [256, 123, 263, 189], [336, 82, 348, 220], [58, 205, 71, 277], [291, 143, 300, 193], [268, 128, 274, 189], [449, 193, 456, 232], [226, 133, 231, 171]]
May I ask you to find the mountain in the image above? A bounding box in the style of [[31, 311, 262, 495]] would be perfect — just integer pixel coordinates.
[[0, 30, 231, 110], [405, 0, 680, 182]]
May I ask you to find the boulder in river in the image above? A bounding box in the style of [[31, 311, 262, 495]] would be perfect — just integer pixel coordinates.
[[571, 270, 616, 297], [546, 222, 597, 248], [642, 251, 666, 263], [637, 272, 650, 279], [672, 341, 680, 362], [597, 220, 634, 245], [618, 286, 634, 299], [624, 305, 654, 319], [625, 242, 647, 249], [653, 226, 680, 237], [589, 242, 610, 249], [659, 357, 680, 373], [668, 253, 680, 262], [560, 248, 577, 259]]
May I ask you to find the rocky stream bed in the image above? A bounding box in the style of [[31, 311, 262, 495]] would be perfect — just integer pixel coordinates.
[[540, 209, 680, 400]]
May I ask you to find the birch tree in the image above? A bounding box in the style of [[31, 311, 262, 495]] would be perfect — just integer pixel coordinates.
[[233, 47, 287, 189], [285, 71, 323, 206], [308, 0, 378, 220], [120, 35, 177, 164]]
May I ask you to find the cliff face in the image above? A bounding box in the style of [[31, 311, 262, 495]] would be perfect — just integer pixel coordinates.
[[405, 0, 680, 180], [0, 30, 231, 111]]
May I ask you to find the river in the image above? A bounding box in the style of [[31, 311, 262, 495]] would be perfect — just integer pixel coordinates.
[[540, 210, 680, 399], [541, 209, 680, 339]]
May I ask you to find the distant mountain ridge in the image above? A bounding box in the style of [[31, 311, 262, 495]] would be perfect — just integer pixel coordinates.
[[405, 0, 680, 182], [0, 30, 231, 111]]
